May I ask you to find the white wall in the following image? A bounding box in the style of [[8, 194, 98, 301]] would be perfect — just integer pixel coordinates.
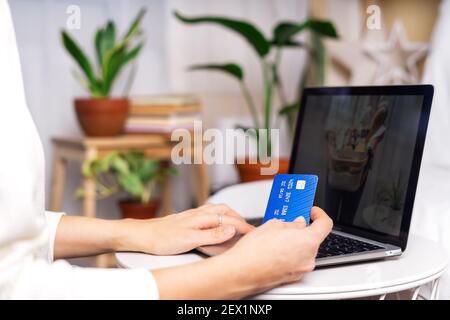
[[9, 0, 309, 218]]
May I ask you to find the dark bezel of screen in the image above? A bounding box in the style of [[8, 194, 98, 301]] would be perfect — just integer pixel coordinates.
[[288, 85, 433, 251]]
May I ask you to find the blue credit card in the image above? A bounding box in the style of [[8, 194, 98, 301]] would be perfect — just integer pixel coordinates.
[[263, 174, 318, 224]]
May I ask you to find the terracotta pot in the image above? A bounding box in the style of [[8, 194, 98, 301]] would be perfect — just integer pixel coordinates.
[[236, 157, 290, 183], [118, 199, 160, 220], [74, 97, 129, 137]]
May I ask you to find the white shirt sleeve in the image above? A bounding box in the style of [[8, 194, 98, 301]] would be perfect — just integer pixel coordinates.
[[9, 259, 159, 300], [2, 208, 160, 300], [18, 211, 159, 300], [44, 211, 64, 262]]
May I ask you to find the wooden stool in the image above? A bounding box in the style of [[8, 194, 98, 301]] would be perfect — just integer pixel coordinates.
[[49, 134, 209, 267]]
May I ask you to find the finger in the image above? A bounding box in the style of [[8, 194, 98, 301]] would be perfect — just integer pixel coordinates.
[[307, 206, 333, 241], [291, 216, 307, 229], [201, 203, 247, 221], [310, 206, 327, 221], [193, 213, 254, 234], [195, 225, 237, 246]]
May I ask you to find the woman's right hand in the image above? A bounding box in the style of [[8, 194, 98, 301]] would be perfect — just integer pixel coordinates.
[[152, 206, 332, 299], [223, 206, 333, 296]]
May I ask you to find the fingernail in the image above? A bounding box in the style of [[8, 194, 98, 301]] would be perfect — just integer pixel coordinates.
[[223, 225, 236, 236], [298, 216, 306, 224]]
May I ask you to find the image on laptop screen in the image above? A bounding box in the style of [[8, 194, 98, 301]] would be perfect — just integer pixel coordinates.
[[291, 94, 424, 237]]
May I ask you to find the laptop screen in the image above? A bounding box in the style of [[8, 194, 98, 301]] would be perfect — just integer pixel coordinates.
[[290, 90, 426, 239]]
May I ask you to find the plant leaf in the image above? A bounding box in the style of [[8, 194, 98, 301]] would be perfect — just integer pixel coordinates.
[[272, 19, 338, 46], [189, 63, 244, 81], [81, 159, 95, 178], [75, 188, 86, 199], [311, 31, 326, 85], [119, 173, 144, 197], [174, 11, 270, 57], [100, 8, 145, 95], [279, 101, 300, 135], [101, 41, 143, 95], [165, 167, 179, 177], [111, 155, 130, 175], [123, 8, 146, 42], [71, 69, 91, 93], [278, 102, 299, 116], [95, 21, 116, 68], [235, 125, 259, 139], [123, 42, 144, 65], [138, 160, 159, 182], [102, 45, 126, 95], [270, 39, 305, 48], [122, 151, 144, 171], [61, 31, 100, 94]]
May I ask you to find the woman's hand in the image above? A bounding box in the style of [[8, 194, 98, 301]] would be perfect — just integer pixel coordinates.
[[153, 206, 333, 299], [114, 204, 254, 255], [220, 206, 333, 296]]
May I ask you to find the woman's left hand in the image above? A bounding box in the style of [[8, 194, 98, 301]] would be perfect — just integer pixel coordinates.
[[114, 204, 254, 255]]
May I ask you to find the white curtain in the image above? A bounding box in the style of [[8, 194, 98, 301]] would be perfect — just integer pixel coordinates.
[[412, 0, 450, 299], [9, 0, 308, 217]]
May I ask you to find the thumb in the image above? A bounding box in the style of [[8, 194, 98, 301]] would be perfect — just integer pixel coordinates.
[[292, 215, 307, 229], [197, 225, 236, 246]]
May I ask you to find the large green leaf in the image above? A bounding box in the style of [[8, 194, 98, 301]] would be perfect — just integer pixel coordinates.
[[95, 21, 116, 68], [102, 44, 127, 95], [189, 63, 244, 81], [139, 160, 160, 182], [174, 11, 270, 57], [61, 31, 100, 94], [119, 173, 144, 197], [272, 19, 338, 46], [122, 151, 144, 172], [101, 41, 144, 96], [111, 155, 130, 175]]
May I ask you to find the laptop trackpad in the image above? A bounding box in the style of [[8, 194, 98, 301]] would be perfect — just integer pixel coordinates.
[[197, 234, 242, 256]]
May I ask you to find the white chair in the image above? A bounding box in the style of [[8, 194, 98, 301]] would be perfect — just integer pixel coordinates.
[[206, 180, 272, 219]]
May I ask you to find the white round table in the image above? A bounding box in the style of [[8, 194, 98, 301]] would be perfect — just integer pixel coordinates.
[[117, 234, 446, 299]]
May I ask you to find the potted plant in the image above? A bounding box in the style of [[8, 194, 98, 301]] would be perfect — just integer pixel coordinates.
[[377, 174, 406, 213], [61, 9, 146, 136], [79, 151, 177, 219], [174, 11, 338, 182]]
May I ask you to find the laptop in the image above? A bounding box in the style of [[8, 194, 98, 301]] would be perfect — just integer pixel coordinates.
[[199, 85, 434, 267]]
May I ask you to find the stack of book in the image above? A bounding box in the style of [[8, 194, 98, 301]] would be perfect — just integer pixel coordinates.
[[125, 95, 202, 134]]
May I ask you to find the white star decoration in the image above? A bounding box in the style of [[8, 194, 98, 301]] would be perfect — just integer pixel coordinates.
[[326, 37, 379, 85], [364, 21, 429, 85]]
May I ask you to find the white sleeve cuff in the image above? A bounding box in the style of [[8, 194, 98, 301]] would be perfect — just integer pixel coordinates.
[[44, 211, 65, 262], [10, 259, 160, 299]]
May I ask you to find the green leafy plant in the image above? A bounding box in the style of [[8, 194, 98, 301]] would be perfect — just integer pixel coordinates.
[[79, 151, 177, 204], [174, 11, 338, 158], [377, 174, 405, 211], [61, 8, 146, 97]]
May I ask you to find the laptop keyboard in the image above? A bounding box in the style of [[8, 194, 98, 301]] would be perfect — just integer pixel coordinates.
[[317, 233, 384, 258], [247, 217, 263, 226], [245, 218, 384, 258]]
